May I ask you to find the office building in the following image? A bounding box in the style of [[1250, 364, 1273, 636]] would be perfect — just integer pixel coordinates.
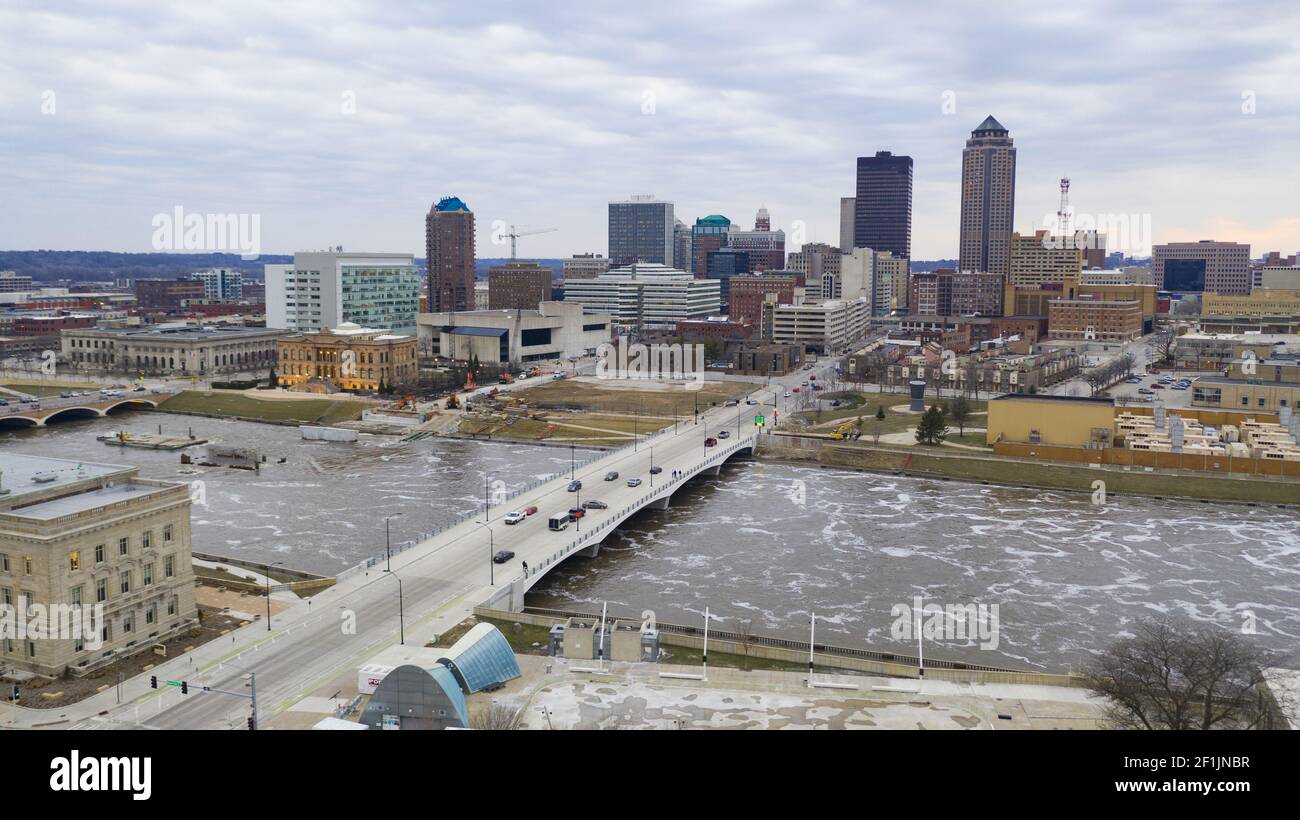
[[839, 197, 855, 252], [673, 220, 693, 273], [134, 279, 206, 310], [958, 116, 1017, 277], [728, 274, 798, 330], [487, 261, 553, 311], [0, 454, 198, 678], [705, 248, 750, 307], [276, 323, 417, 392], [1152, 241, 1251, 294], [786, 242, 840, 289], [1201, 290, 1300, 318], [727, 209, 786, 271], [691, 215, 731, 277], [563, 253, 609, 280], [425, 196, 476, 312], [0, 271, 34, 293], [874, 251, 910, 313], [1255, 266, 1300, 291], [833, 247, 875, 304], [1009, 229, 1085, 288], [1079, 267, 1155, 287], [854, 150, 913, 259], [191, 268, 243, 301], [265, 251, 420, 336], [562, 262, 720, 331], [418, 301, 610, 364], [608, 195, 674, 267], [909, 270, 1004, 317]]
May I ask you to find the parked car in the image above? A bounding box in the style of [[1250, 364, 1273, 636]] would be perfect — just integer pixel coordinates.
[[718, 430, 730, 439], [567, 480, 582, 492], [582, 500, 608, 510], [724, 399, 739, 407], [627, 478, 642, 487], [604, 471, 619, 481], [1151, 383, 1166, 389], [492, 550, 516, 564], [1138, 388, 1154, 395], [0, 399, 8, 406], [503, 511, 526, 525], [649, 466, 662, 474], [783, 392, 792, 398], [523, 506, 539, 516], [704, 437, 718, 447]]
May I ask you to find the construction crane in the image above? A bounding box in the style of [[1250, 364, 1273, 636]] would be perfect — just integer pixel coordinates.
[[506, 224, 557, 259]]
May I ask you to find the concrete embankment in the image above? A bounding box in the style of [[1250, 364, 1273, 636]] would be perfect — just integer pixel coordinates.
[[756, 435, 1300, 507]]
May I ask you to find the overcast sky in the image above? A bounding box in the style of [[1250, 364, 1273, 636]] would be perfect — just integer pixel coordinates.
[[2, 0, 1298, 262]]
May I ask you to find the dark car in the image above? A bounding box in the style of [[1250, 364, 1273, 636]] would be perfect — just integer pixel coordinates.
[[649, 466, 663, 475], [567, 480, 582, 492], [704, 437, 718, 447], [582, 500, 608, 510], [568, 507, 585, 521], [492, 550, 516, 564], [604, 471, 619, 481]]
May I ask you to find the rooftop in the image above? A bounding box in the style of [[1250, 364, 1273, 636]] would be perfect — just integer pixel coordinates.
[[0, 454, 133, 506], [990, 393, 1114, 405], [71, 324, 281, 339]]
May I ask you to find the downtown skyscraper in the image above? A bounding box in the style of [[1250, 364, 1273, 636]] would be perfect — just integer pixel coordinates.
[[425, 195, 476, 312], [608, 195, 674, 267], [958, 115, 1017, 277], [853, 151, 913, 259]]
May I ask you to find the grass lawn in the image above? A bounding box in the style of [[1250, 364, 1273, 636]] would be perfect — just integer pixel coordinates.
[[431, 616, 554, 654], [512, 378, 757, 416], [459, 411, 674, 444], [157, 390, 366, 424], [1, 380, 110, 396], [796, 393, 987, 436]]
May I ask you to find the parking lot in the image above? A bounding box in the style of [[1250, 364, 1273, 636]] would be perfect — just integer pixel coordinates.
[[1105, 370, 1217, 408]]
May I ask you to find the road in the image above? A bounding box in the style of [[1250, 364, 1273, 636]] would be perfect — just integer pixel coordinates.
[[50, 382, 767, 730]]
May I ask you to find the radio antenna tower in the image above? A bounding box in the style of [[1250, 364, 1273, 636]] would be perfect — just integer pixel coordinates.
[[1057, 177, 1072, 237]]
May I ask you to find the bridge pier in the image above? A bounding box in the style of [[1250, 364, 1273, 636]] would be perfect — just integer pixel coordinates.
[[702, 464, 722, 477], [646, 495, 670, 510], [577, 542, 601, 558]]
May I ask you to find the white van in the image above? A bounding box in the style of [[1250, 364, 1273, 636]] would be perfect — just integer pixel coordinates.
[[548, 512, 570, 531]]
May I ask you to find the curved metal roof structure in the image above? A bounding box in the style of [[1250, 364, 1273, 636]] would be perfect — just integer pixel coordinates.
[[436, 622, 521, 694]]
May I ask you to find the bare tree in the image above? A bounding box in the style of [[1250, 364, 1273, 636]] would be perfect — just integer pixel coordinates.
[[1085, 617, 1292, 730], [736, 618, 755, 672], [469, 702, 525, 730]]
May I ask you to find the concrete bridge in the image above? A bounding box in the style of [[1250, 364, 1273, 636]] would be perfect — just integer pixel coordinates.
[[0, 396, 159, 427]]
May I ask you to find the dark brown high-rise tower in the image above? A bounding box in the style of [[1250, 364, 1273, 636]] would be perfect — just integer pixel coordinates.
[[425, 196, 476, 312]]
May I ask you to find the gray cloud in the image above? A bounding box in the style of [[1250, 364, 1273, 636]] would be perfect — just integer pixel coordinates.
[[1, 0, 1297, 259]]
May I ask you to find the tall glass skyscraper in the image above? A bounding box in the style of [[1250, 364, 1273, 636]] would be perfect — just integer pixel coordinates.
[[854, 151, 913, 260]]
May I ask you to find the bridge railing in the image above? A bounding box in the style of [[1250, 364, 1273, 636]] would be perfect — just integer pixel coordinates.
[[337, 425, 756, 582]]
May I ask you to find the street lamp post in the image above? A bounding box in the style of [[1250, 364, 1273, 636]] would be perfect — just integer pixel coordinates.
[[475, 521, 494, 586], [263, 561, 282, 631], [387, 571, 406, 645], [570, 444, 575, 480], [384, 513, 403, 572]]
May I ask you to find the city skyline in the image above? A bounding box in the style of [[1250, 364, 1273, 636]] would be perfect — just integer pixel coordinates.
[[2, 2, 1299, 262]]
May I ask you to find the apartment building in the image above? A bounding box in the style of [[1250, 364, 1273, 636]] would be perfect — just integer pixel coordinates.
[[1047, 297, 1143, 342], [1008, 229, 1085, 288], [770, 298, 870, 354]]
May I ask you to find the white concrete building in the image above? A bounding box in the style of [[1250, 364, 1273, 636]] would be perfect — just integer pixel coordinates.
[[417, 301, 611, 364], [191, 267, 243, 300], [562, 262, 720, 331]]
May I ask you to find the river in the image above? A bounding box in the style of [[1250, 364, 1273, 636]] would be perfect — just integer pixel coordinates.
[[5, 410, 1296, 670]]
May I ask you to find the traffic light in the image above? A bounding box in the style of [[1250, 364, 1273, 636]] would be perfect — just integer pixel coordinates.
[[150, 676, 157, 689], [180, 681, 188, 694]]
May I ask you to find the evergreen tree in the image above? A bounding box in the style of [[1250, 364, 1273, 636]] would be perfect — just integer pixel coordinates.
[[915, 403, 949, 445]]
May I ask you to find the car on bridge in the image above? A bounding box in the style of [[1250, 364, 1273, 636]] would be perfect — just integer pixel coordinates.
[[493, 550, 516, 563], [627, 477, 642, 487], [649, 466, 662, 474], [567, 507, 585, 521], [567, 480, 582, 492], [582, 500, 608, 510], [604, 471, 619, 481], [503, 511, 526, 525], [704, 437, 718, 447], [718, 430, 730, 439]]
